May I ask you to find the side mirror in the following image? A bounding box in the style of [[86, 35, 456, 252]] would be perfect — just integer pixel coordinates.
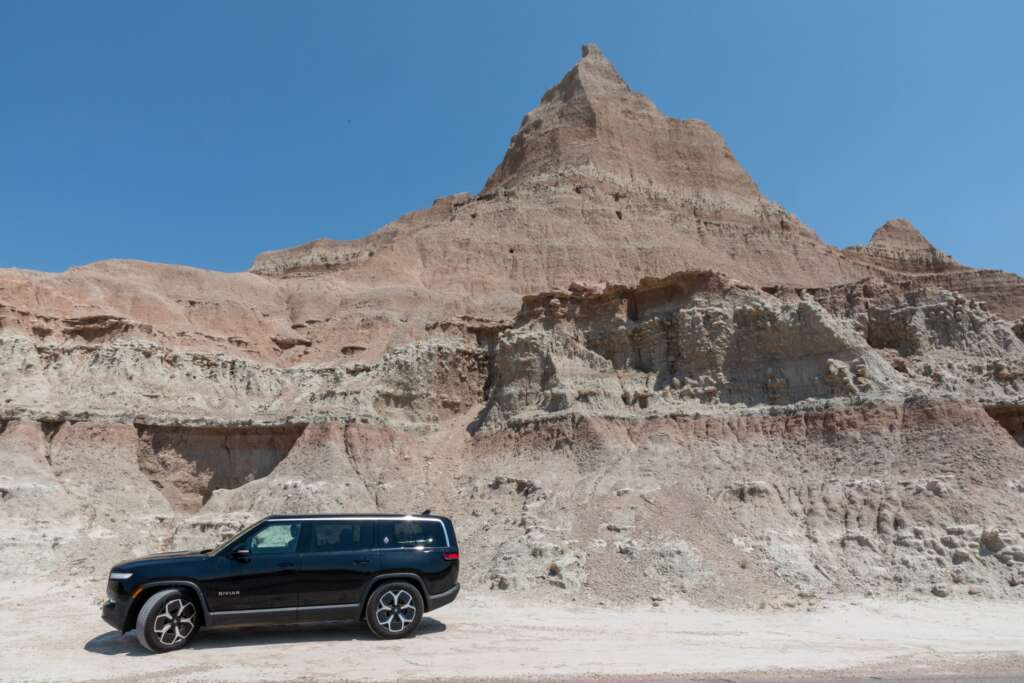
[[230, 546, 251, 561]]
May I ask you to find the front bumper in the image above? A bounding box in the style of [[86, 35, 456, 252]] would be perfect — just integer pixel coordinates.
[[101, 597, 131, 631], [427, 582, 460, 612]]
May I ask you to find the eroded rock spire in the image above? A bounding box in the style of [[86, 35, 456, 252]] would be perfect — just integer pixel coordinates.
[[483, 43, 762, 206], [846, 218, 962, 274]]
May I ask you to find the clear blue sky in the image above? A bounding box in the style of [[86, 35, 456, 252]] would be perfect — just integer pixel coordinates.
[[2, 1, 1021, 274]]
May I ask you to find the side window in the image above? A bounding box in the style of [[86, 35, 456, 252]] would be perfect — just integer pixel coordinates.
[[246, 522, 300, 555], [304, 521, 373, 553], [378, 520, 447, 549]]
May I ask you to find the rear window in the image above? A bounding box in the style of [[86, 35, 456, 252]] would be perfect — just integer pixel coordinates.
[[303, 521, 374, 553], [378, 519, 448, 549]]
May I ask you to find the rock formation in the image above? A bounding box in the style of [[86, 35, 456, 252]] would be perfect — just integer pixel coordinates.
[[844, 219, 962, 274], [1, 44, 1023, 606], [844, 218, 1024, 320]]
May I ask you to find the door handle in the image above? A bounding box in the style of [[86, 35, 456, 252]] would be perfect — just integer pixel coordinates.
[[354, 559, 370, 565], [277, 562, 295, 568]]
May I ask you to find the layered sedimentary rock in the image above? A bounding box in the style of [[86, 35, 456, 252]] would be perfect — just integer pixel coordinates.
[[1, 44, 1023, 606], [844, 219, 962, 274], [844, 218, 1024, 320]]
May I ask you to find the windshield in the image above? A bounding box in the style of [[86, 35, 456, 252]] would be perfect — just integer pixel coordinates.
[[211, 519, 264, 555]]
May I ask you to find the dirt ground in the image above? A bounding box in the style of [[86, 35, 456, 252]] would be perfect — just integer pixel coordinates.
[[1, 581, 1023, 682]]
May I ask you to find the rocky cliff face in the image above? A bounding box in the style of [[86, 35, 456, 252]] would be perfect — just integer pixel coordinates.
[[1, 45, 1022, 606]]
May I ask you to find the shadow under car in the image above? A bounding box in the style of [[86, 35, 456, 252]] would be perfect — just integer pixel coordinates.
[[84, 617, 448, 656]]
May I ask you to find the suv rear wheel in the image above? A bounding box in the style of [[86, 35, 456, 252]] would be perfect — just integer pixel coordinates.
[[136, 588, 200, 653], [366, 581, 424, 639]]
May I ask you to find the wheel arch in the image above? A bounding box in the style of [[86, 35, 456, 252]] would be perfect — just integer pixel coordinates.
[[359, 573, 428, 618], [125, 581, 210, 633]]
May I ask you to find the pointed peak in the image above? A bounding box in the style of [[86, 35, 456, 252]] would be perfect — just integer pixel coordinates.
[[483, 45, 762, 206], [869, 218, 935, 251], [846, 218, 963, 274], [576, 43, 617, 73], [536, 42, 637, 110]]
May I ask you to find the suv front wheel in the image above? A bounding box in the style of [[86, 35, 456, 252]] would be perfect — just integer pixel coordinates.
[[366, 582, 424, 639], [136, 588, 201, 653]]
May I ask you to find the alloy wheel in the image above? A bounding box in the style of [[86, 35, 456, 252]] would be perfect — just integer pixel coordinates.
[[374, 589, 417, 634], [152, 598, 197, 647]]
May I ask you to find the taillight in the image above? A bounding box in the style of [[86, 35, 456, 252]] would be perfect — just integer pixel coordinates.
[[443, 551, 460, 561]]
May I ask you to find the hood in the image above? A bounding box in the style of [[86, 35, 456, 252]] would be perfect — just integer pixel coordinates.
[[113, 549, 209, 572]]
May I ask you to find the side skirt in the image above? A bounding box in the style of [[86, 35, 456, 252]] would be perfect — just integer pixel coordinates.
[[295, 603, 362, 623], [206, 603, 361, 628]]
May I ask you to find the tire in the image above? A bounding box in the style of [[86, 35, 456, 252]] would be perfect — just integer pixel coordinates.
[[135, 588, 201, 653], [366, 581, 424, 639]]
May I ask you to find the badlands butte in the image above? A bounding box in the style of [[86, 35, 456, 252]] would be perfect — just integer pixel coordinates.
[[2, 44, 1024, 608]]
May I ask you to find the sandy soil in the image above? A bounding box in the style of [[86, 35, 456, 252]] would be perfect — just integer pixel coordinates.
[[1, 581, 1023, 682]]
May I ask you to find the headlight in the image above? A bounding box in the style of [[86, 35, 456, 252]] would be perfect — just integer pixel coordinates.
[[109, 571, 133, 580]]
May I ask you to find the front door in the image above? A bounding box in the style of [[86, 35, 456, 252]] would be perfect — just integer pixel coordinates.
[[209, 520, 302, 616], [296, 519, 378, 620]]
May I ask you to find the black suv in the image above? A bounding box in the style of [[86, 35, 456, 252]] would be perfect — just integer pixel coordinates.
[[102, 514, 460, 652]]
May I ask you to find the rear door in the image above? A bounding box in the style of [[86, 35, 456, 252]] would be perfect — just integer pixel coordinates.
[[377, 517, 457, 597], [296, 519, 378, 618]]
